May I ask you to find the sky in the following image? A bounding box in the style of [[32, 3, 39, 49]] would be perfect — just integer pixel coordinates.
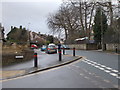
[[0, 0, 118, 37], [0, 0, 63, 37]]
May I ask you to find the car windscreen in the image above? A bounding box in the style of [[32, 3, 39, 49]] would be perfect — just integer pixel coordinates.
[[42, 46, 46, 48], [48, 45, 56, 48]]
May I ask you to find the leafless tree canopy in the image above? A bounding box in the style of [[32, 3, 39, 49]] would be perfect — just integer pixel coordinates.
[[47, 0, 120, 44]]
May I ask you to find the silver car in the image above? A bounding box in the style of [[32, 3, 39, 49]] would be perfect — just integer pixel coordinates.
[[46, 45, 57, 54]]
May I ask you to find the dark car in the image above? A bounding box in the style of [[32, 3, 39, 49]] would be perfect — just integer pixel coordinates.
[[46, 45, 57, 54], [41, 45, 47, 51]]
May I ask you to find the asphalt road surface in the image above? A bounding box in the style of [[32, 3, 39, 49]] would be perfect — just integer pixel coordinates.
[[2, 50, 119, 88]]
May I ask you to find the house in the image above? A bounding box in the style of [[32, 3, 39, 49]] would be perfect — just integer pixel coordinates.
[[75, 37, 95, 44], [75, 37, 89, 44]]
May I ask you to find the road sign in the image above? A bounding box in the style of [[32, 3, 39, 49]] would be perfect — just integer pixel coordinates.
[[15, 56, 24, 59]]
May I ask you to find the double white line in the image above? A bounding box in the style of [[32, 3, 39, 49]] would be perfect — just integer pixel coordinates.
[[82, 58, 120, 79]]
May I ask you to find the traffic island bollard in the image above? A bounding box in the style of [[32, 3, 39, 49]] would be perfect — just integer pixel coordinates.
[[115, 46, 118, 53], [73, 47, 75, 56], [59, 49, 62, 61], [63, 48, 65, 55], [58, 44, 62, 61], [34, 53, 38, 67]]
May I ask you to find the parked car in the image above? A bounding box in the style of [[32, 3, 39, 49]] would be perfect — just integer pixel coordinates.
[[48, 43, 56, 46], [46, 44, 57, 54], [61, 45, 70, 49], [41, 45, 47, 51], [31, 44, 38, 49]]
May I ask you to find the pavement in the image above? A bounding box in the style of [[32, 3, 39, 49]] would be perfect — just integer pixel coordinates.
[[1, 52, 82, 80], [92, 49, 120, 55]]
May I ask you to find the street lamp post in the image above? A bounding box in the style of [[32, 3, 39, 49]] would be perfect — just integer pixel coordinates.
[[27, 23, 30, 46]]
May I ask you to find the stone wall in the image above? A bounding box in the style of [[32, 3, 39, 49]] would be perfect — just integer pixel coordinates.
[[86, 43, 98, 50], [68, 43, 120, 52], [68, 44, 86, 50], [68, 44, 97, 50], [2, 49, 34, 66], [2, 44, 34, 66], [106, 44, 120, 52]]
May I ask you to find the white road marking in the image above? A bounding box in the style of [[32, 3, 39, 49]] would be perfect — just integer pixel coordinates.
[[82, 58, 120, 79], [96, 63, 102, 66], [85, 59, 90, 61], [94, 66, 100, 68], [100, 65, 106, 68], [109, 73, 118, 77], [80, 73, 84, 76], [88, 72, 92, 75], [87, 62, 92, 65], [99, 67, 105, 70], [83, 60, 87, 63], [92, 62, 97, 64], [106, 67, 112, 70], [103, 79, 110, 83], [116, 76, 120, 79], [104, 70, 111, 73], [84, 76, 90, 79], [90, 64, 96, 66], [112, 70, 118, 73]]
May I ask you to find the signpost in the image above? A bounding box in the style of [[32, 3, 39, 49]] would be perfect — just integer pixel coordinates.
[[15, 56, 24, 59]]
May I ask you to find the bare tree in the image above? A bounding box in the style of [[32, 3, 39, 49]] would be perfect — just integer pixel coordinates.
[[47, 4, 81, 44], [47, 0, 119, 44], [66, 0, 96, 40]]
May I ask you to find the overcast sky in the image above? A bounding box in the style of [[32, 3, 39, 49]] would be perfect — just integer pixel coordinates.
[[1, 0, 63, 37], [1, 0, 118, 37]]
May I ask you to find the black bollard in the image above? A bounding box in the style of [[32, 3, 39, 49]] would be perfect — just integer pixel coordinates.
[[63, 48, 65, 55], [34, 53, 38, 67], [73, 47, 75, 56], [58, 44, 62, 61], [59, 49, 62, 61], [115, 45, 118, 53]]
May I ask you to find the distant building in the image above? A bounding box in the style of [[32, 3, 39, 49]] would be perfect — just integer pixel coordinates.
[[0, 23, 5, 45]]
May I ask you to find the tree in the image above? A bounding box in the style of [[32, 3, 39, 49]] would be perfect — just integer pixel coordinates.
[[93, 7, 108, 44], [47, 4, 81, 44], [63, 0, 96, 39], [47, 0, 118, 44], [46, 35, 54, 43]]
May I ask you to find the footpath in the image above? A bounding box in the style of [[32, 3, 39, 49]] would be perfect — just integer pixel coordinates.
[[1, 50, 82, 80]]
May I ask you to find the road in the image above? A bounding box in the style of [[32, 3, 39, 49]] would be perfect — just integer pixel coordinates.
[[2, 50, 119, 88], [66, 50, 119, 85]]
